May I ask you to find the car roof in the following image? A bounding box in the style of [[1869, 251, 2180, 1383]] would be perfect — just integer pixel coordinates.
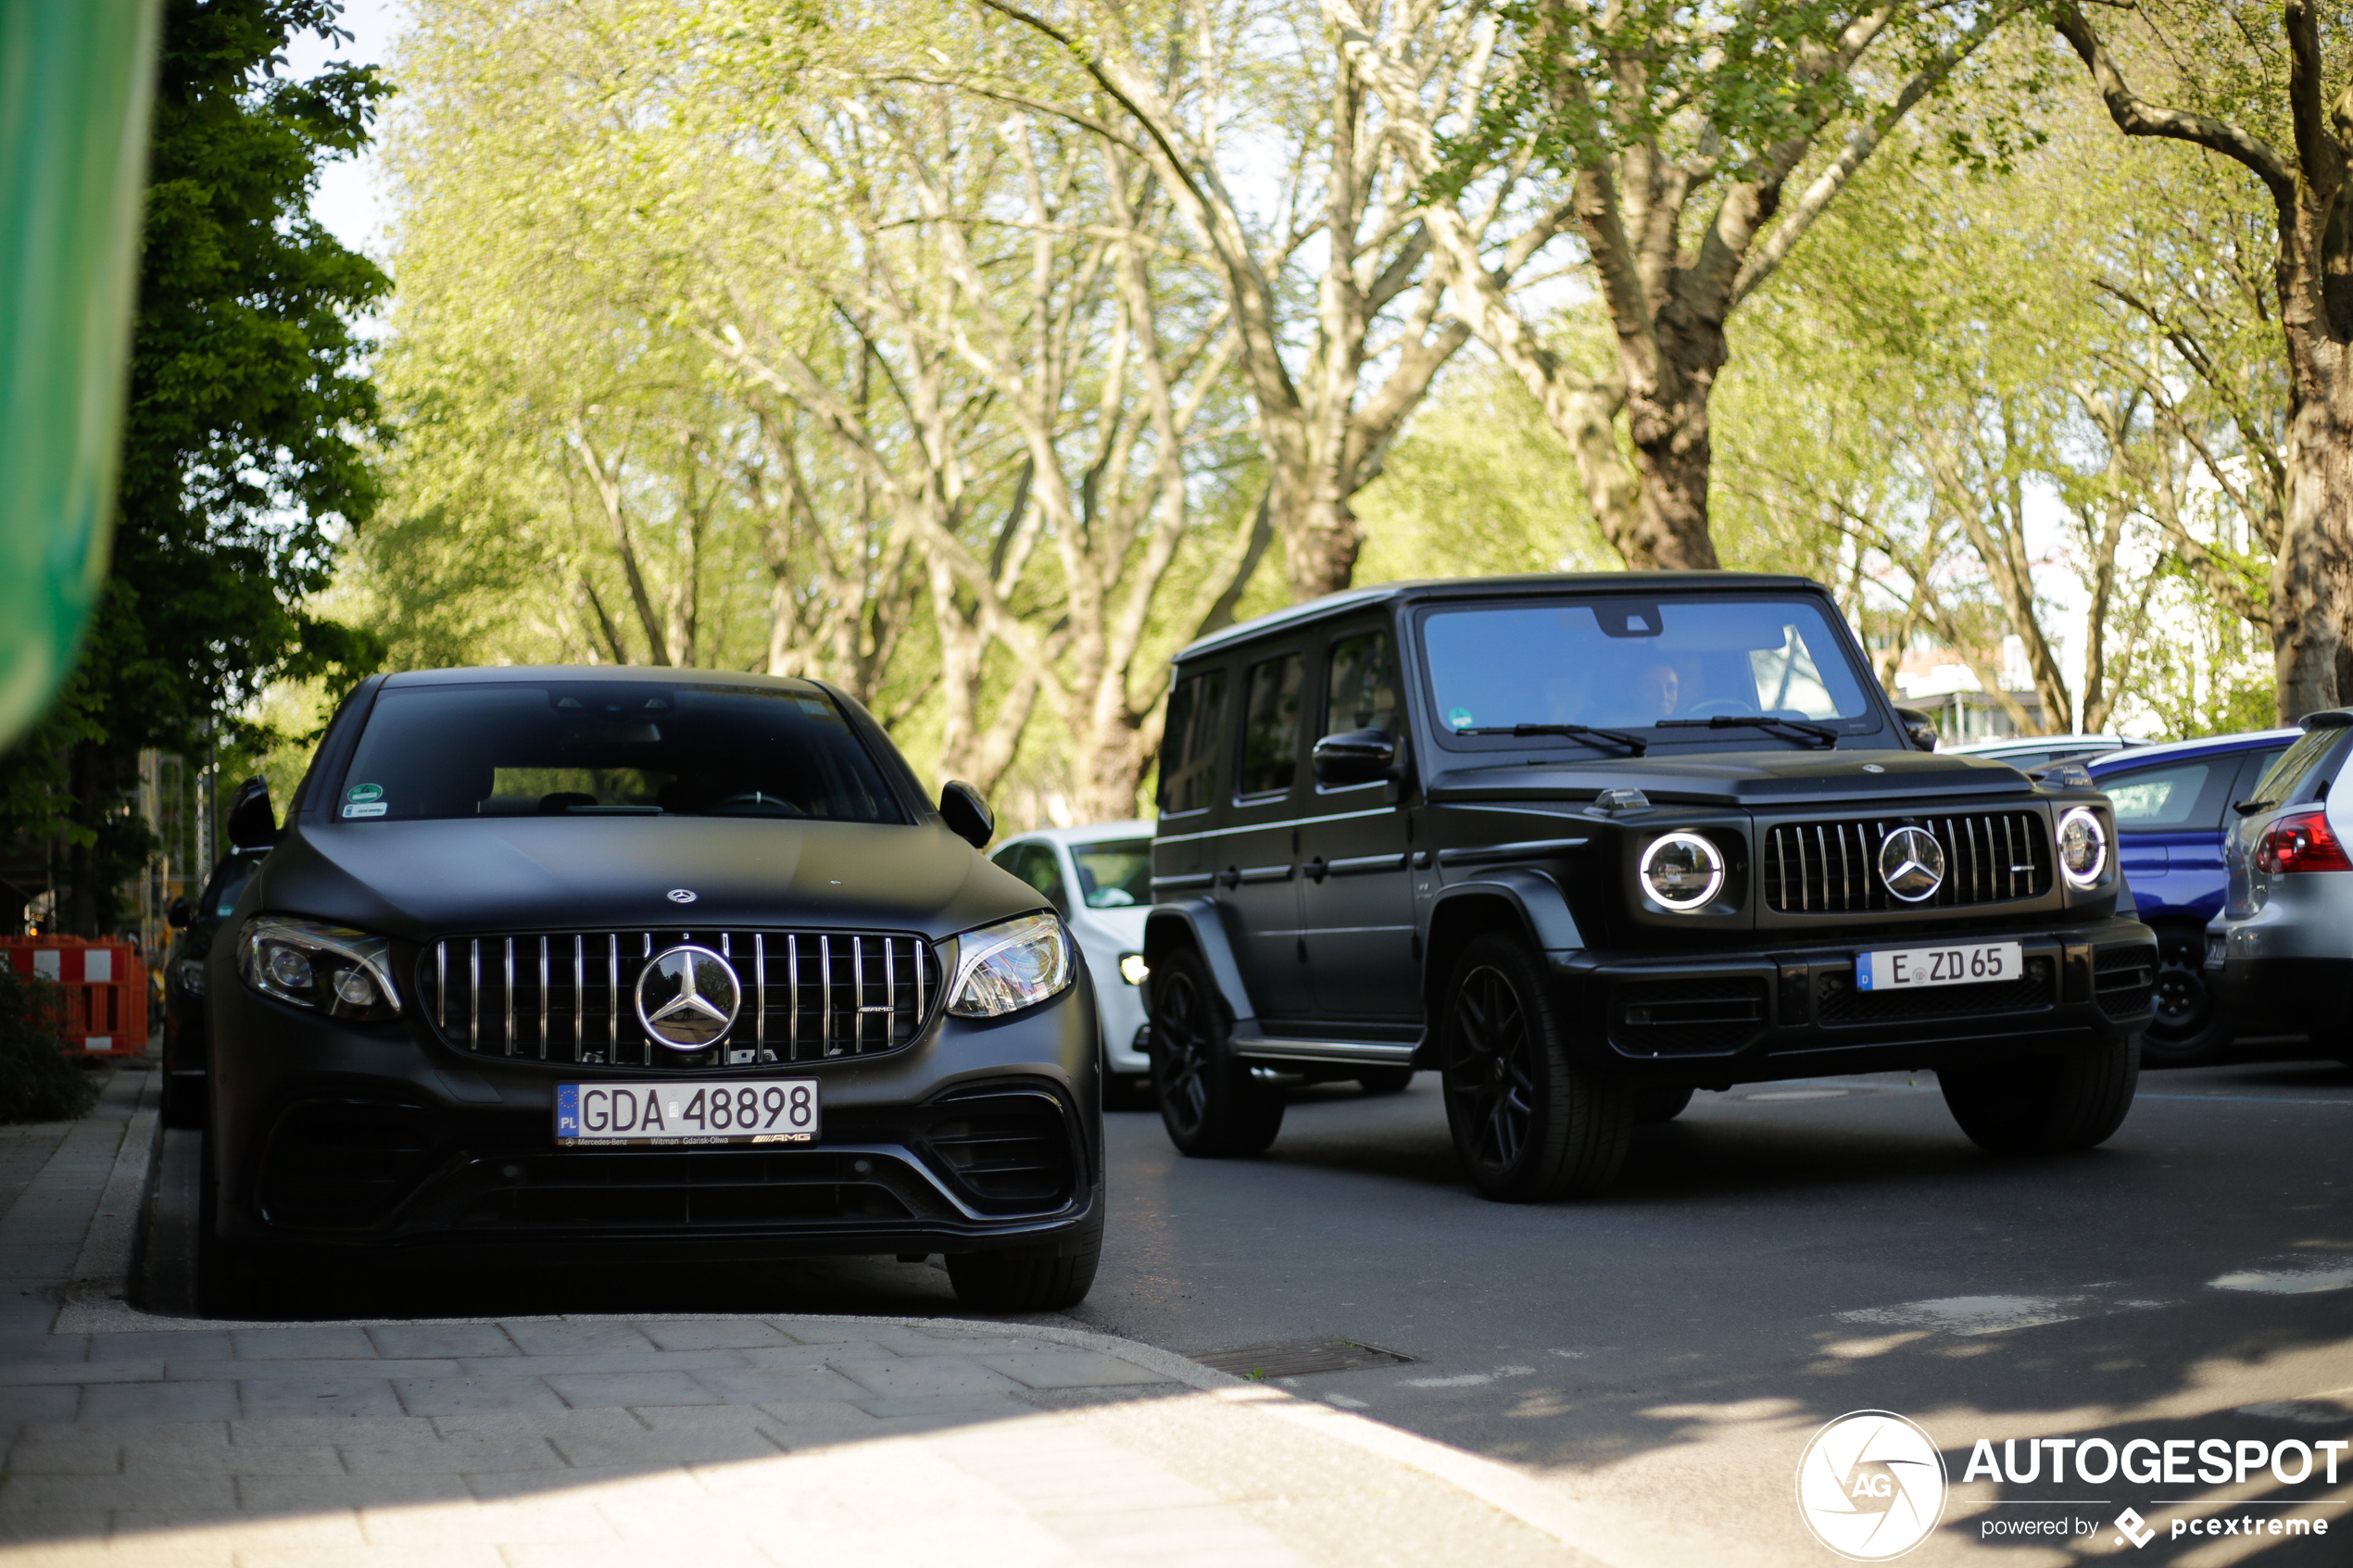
[[380, 666, 824, 693], [2087, 729, 2302, 771], [1174, 571, 1824, 661], [993, 821, 1156, 852]]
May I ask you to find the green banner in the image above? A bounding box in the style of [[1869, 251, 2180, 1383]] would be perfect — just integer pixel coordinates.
[[0, 1, 160, 748]]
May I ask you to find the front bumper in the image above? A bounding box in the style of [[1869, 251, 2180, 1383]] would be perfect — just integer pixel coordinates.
[[207, 974, 1103, 1259], [1555, 916, 2156, 1084]]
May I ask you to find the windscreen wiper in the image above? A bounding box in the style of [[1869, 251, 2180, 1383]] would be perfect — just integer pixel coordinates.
[[1456, 723, 1647, 756], [1655, 715, 1838, 747]]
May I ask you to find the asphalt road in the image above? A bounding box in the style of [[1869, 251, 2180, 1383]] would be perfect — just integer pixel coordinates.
[[211, 1056, 2353, 1565]]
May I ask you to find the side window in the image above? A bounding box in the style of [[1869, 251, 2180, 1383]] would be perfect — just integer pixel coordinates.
[[1237, 653, 1304, 797], [2253, 729, 2349, 806], [1013, 844, 1070, 915], [1157, 668, 1228, 815], [2233, 748, 2288, 812], [2104, 760, 2228, 832], [1324, 632, 1400, 738]]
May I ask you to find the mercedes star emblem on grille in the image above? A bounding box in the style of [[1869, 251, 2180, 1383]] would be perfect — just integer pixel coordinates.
[[667, 888, 697, 903], [1877, 825, 1946, 902], [635, 945, 740, 1049]]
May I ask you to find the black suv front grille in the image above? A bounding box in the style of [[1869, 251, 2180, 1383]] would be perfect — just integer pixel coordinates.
[[421, 929, 940, 1068], [1763, 811, 2052, 914], [2095, 946, 2157, 1020]]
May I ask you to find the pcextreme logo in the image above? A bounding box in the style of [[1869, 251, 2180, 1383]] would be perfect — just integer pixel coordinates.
[[1795, 1411, 1949, 1561]]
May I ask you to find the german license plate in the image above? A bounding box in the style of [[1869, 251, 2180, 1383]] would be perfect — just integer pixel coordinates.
[[555, 1079, 818, 1148], [1857, 941, 2021, 991]]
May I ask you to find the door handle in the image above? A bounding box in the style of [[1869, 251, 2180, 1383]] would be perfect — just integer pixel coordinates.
[[1218, 865, 1239, 890], [1305, 856, 1328, 883]]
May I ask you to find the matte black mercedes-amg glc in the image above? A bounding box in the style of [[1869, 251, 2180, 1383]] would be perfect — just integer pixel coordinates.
[[202, 667, 1101, 1311]]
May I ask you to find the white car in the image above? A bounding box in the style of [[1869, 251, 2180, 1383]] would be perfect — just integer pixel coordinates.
[[990, 821, 1155, 1090]]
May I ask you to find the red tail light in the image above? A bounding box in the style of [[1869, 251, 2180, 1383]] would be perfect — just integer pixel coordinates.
[[2256, 809, 2353, 873]]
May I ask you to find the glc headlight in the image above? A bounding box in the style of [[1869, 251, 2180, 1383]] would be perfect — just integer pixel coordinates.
[[947, 912, 1074, 1018], [2057, 807, 2108, 888], [237, 916, 403, 1020], [176, 959, 206, 997], [1640, 832, 1725, 911]]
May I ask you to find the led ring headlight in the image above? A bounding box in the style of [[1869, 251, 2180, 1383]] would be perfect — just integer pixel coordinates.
[[2057, 807, 2108, 889], [1640, 832, 1725, 911]]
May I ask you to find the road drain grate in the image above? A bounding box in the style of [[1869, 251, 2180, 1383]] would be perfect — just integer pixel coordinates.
[[1192, 1337, 1418, 1379]]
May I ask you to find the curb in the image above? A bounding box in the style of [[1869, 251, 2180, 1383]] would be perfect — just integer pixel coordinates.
[[64, 1069, 157, 1306]]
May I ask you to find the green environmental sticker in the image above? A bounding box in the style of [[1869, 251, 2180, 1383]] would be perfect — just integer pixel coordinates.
[[1446, 708, 1475, 731], [346, 783, 384, 803]]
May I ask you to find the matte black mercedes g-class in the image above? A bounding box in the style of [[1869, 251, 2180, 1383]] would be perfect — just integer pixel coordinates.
[[1139, 573, 2156, 1199]]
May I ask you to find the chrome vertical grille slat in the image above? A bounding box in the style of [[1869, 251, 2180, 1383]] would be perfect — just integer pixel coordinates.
[[1761, 810, 2053, 914], [422, 929, 940, 1068]]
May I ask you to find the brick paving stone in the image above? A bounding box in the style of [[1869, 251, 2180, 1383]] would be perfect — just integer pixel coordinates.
[[827, 1356, 1021, 1399], [637, 1319, 802, 1352], [545, 1370, 721, 1409], [0, 1361, 158, 1387], [230, 1327, 381, 1361], [365, 1323, 517, 1360], [389, 1375, 569, 1418], [85, 1331, 233, 1363], [234, 1473, 465, 1512], [0, 1334, 89, 1365], [687, 1364, 868, 1404], [230, 1416, 434, 1448], [497, 1322, 657, 1356], [236, 1377, 404, 1420], [2, 1432, 120, 1475], [460, 1348, 750, 1376], [336, 1430, 569, 1476], [78, 1381, 234, 1424], [976, 1350, 1179, 1390]]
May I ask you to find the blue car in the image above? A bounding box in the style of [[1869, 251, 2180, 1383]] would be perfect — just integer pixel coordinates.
[[2087, 728, 2298, 1063]]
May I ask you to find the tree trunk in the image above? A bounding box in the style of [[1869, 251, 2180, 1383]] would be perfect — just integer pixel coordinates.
[[1618, 308, 1725, 571], [2270, 353, 2353, 720]]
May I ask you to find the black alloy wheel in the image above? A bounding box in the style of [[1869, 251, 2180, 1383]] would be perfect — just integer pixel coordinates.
[[2141, 923, 2230, 1066], [1145, 947, 1283, 1157], [1439, 933, 1633, 1201]]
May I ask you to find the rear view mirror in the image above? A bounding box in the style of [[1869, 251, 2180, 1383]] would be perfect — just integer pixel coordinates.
[[225, 777, 277, 849], [939, 780, 994, 848], [1894, 708, 1938, 751], [166, 897, 195, 928], [1313, 728, 1396, 786]]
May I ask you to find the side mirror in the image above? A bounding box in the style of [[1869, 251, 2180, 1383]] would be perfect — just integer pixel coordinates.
[[226, 776, 278, 849], [1313, 728, 1396, 786], [1894, 708, 1938, 752], [939, 780, 994, 849], [166, 897, 195, 928]]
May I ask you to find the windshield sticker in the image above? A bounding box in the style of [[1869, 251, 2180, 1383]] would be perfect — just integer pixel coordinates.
[[346, 783, 383, 803], [342, 801, 387, 819], [1447, 707, 1475, 731]]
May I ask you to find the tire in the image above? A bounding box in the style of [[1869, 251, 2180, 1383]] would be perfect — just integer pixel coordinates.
[[194, 1129, 277, 1319], [2141, 923, 2230, 1066], [159, 1069, 206, 1132], [1633, 1085, 1694, 1124], [1357, 1068, 1415, 1096], [1439, 933, 1633, 1201], [946, 1209, 1103, 1311], [1939, 1034, 2140, 1155], [1146, 947, 1284, 1157]]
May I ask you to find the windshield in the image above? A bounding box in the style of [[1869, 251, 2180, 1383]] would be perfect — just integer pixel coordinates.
[[1421, 596, 1876, 743], [1072, 839, 1151, 908], [338, 682, 906, 823]]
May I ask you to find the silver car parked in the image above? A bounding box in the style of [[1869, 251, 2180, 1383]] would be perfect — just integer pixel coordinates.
[[2212, 710, 2353, 1065], [991, 822, 1156, 1092]]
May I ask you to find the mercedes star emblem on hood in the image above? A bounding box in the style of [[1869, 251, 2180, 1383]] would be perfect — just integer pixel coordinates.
[[1877, 825, 1946, 903], [635, 945, 740, 1049]]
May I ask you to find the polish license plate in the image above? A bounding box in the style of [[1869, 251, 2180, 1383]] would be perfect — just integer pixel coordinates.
[[1856, 941, 2022, 991], [556, 1079, 818, 1147]]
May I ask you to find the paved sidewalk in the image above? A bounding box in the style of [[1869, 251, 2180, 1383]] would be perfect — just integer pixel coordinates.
[[0, 1075, 1632, 1568]]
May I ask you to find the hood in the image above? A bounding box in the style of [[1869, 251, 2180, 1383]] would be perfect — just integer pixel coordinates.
[[1070, 901, 1150, 945], [1424, 747, 2034, 809], [251, 816, 1034, 941]]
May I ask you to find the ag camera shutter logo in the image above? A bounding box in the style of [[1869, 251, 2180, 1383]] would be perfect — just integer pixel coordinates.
[[1795, 1410, 1948, 1560]]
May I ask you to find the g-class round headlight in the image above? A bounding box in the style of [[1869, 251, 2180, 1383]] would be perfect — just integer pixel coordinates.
[[2057, 807, 2108, 888], [947, 912, 1074, 1018], [1640, 833, 1725, 911], [237, 915, 403, 1020]]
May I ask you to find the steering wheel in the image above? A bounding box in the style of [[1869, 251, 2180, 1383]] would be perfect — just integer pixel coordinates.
[[706, 791, 806, 817], [1682, 698, 1751, 718]]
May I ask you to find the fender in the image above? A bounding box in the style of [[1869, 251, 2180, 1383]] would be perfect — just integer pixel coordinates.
[[1428, 867, 1586, 955], [1142, 896, 1262, 1037]]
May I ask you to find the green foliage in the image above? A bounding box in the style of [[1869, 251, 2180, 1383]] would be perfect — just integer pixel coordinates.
[[0, 970, 100, 1125]]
